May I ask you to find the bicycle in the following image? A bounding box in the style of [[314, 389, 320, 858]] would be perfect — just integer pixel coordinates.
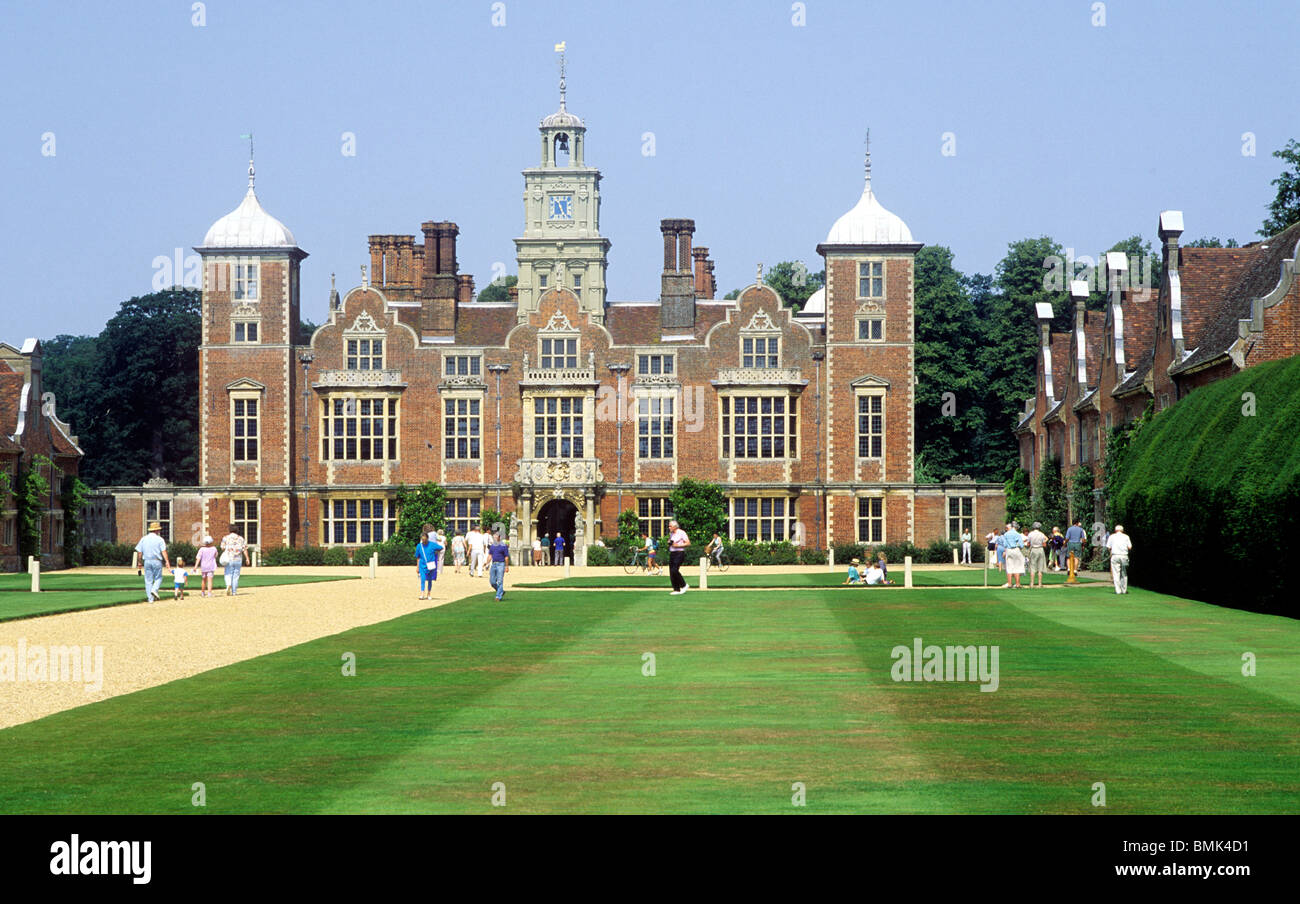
[[705, 548, 730, 572], [623, 547, 661, 575]]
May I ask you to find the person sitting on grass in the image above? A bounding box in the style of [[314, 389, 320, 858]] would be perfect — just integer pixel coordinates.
[[864, 562, 885, 585], [172, 557, 189, 600], [843, 558, 863, 585], [876, 551, 895, 585]]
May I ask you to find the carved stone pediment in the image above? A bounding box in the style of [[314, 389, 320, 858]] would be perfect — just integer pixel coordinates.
[[742, 309, 779, 332], [345, 311, 385, 334], [231, 302, 260, 320], [513, 457, 604, 486], [541, 309, 577, 332]]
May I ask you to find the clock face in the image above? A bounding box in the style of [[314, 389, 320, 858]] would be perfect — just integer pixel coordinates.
[[548, 195, 573, 220]]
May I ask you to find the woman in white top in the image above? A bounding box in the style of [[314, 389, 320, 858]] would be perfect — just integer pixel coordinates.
[[531, 536, 543, 566], [452, 531, 467, 573]]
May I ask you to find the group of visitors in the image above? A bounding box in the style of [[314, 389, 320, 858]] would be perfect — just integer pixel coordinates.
[[134, 522, 250, 603], [843, 549, 896, 586], [983, 518, 1132, 594], [529, 533, 568, 566]]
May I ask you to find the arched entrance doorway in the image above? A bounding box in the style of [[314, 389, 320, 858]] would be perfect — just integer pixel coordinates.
[[536, 498, 578, 564]]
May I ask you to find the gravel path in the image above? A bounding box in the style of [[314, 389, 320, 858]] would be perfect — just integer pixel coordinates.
[[0, 565, 506, 730]]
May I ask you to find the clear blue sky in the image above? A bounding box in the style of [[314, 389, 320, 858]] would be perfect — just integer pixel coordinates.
[[3, 0, 1297, 341]]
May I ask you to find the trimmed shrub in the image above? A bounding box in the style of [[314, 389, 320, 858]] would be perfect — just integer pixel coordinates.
[[261, 546, 325, 566], [1109, 355, 1300, 614], [832, 543, 866, 565], [585, 545, 613, 567], [168, 541, 198, 565], [925, 538, 955, 564], [378, 538, 416, 566], [799, 547, 828, 565], [85, 542, 135, 566], [768, 541, 799, 565], [877, 541, 924, 564], [323, 547, 351, 566]]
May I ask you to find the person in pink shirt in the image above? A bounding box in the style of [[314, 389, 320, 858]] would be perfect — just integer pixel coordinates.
[[195, 535, 219, 597], [667, 519, 690, 595]]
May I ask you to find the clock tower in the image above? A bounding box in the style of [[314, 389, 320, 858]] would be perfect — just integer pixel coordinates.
[[515, 52, 611, 324]]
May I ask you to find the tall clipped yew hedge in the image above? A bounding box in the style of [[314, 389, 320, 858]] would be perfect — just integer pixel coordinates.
[[1109, 355, 1300, 615]]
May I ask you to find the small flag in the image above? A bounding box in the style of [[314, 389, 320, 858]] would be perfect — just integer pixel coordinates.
[[554, 41, 565, 52]]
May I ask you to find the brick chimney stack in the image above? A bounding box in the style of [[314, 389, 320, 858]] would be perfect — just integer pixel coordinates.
[[1158, 211, 1186, 361], [660, 218, 696, 331], [692, 247, 716, 299], [421, 221, 460, 334]]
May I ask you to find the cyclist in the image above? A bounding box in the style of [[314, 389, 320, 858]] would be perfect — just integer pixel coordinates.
[[706, 532, 724, 568], [643, 532, 660, 574]]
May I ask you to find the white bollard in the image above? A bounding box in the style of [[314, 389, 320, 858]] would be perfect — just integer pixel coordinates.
[[904, 555, 913, 588], [699, 556, 708, 590], [953, 548, 959, 566], [369, 552, 377, 579], [30, 558, 40, 593], [252, 548, 260, 568], [828, 548, 835, 572]]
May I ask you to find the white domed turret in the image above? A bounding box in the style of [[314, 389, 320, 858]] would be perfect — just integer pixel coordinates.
[[801, 287, 826, 315], [823, 134, 913, 246], [200, 160, 297, 249]]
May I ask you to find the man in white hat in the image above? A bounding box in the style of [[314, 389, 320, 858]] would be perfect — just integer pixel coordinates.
[[1105, 524, 1133, 594], [134, 521, 171, 603]]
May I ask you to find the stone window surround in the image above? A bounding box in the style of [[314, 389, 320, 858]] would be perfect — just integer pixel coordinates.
[[729, 494, 796, 542], [319, 392, 401, 463], [443, 392, 484, 461], [857, 259, 885, 300], [718, 389, 799, 461], [857, 494, 885, 544]]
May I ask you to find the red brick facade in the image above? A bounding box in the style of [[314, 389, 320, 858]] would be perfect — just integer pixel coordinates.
[[1, 340, 84, 571], [110, 118, 1005, 554], [1016, 212, 1300, 519]]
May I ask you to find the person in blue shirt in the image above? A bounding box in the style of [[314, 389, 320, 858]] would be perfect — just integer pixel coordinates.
[[843, 558, 863, 585], [1001, 522, 1026, 589], [487, 530, 511, 601], [993, 528, 1007, 572], [416, 531, 444, 600], [643, 532, 660, 574], [1064, 519, 1087, 575], [552, 532, 566, 566], [134, 521, 171, 603]]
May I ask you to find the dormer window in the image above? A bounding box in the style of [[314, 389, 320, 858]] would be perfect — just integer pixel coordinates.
[[742, 336, 779, 369], [234, 262, 259, 301]]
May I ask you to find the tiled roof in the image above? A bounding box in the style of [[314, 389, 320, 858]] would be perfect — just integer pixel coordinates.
[[1048, 331, 1070, 401], [606, 304, 664, 346], [1122, 286, 1158, 368], [1114, 347, 1153, 396], [1173, 222, 1300, 373], [1176, 245, 1258, 352], [453, 306, 514, 347]]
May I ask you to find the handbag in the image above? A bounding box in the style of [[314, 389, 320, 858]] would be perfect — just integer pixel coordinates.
[[219, 549, 233, 566]]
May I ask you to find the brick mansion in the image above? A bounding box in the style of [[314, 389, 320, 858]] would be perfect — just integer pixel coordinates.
[[106, 73, 1006, 555]]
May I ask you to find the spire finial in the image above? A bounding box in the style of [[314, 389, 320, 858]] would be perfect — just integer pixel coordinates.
[[555, 41, 567, 110], [241, 132, 255, 189], [864, 128, 872, 192]]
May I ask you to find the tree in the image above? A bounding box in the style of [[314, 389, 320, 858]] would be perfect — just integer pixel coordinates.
[[39, 334, 106, 484], [61, 475, 92, 566], [668, 478, 726, 541], [1261, 138, 1300, 237], [1069, 464, 1096, 527], [913, 246, 984, 480], [479, 507, 508, 536], [1003, 468, 1032, 528], [723, 288, 741, 300], [762, 261, 824, 310], [1184, 237, 1240, 248], [17, 454, 52, 559], [70, 288, 202, 487], [393, 482, 447, 543], [299, 318, 320, 343], [1032, 456, 1067, 531], [617, 508, 641, 543], [477, 275, 517, 302], [972, 237, 1064, 482]]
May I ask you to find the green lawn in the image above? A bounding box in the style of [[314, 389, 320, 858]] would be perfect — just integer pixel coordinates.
[[0, 581, 1295, 814], [518, 569, 1100, 589], [0, 573, 360, 622]]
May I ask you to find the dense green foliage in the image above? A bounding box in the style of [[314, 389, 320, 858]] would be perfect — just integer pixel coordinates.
[[617, 508, 642, 543], [478, 508, 508, 536], [392, 482, 447, 543], [1261, 138, 1300, 236], [60, 476, 92, 566], [1003, 468, 1031, 527], [476, 274, 517, 302], [1032, 456, 1067, 530], [1069, 465, 1095, 526], [763, 260, 825, 310], [1109, 356, 1300, 615], [84, 542, 137, 566], [669, 478, 727, 541], [16, 454, 52, 559]]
